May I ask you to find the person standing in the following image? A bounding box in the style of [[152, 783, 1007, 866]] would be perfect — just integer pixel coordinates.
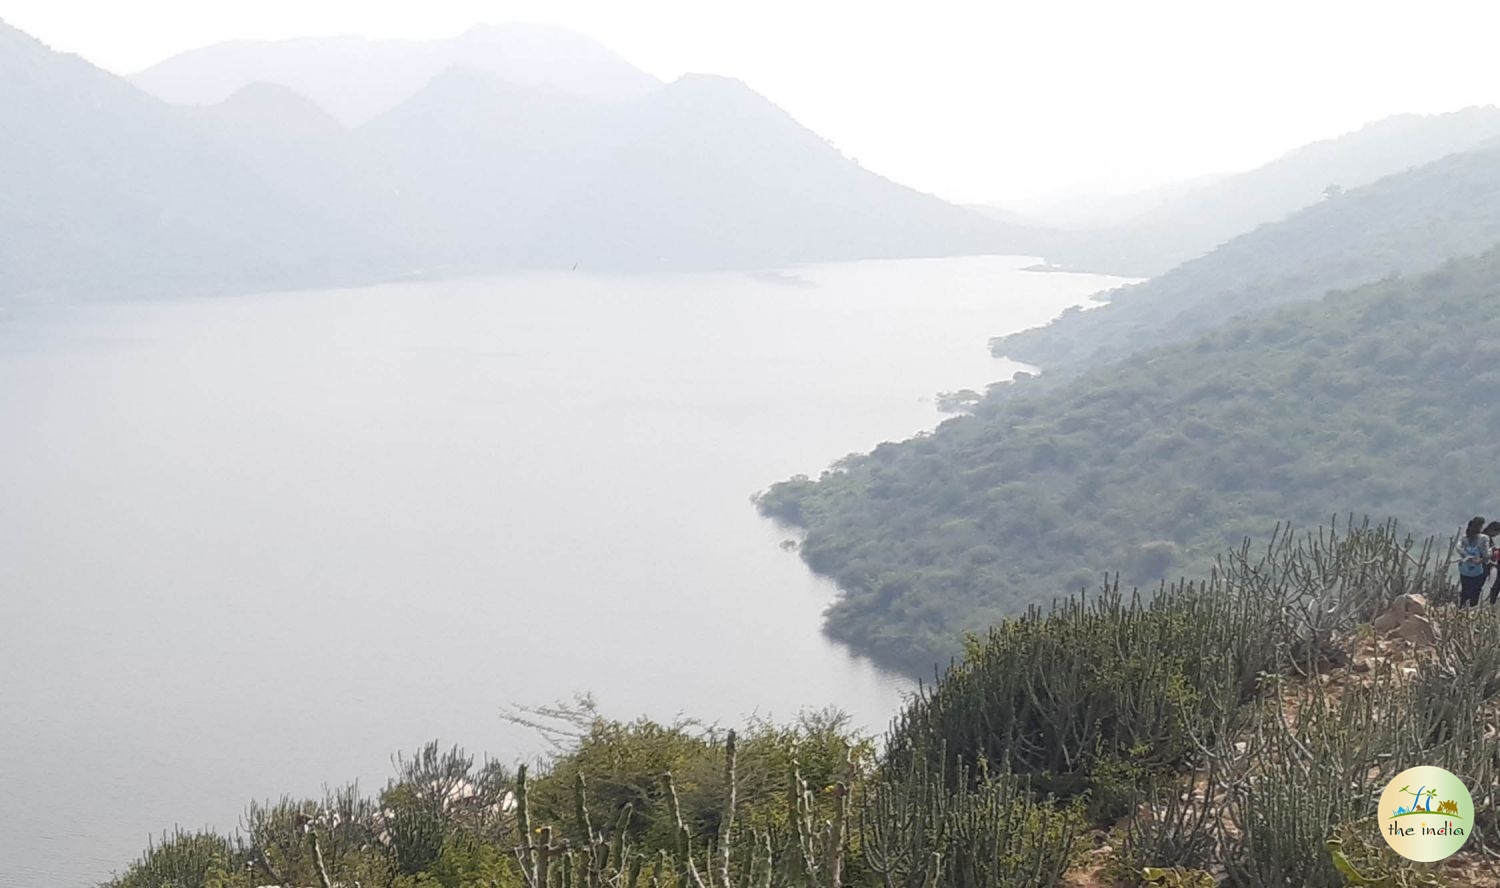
[[1457, 516, 1492, 607], [1484, 521, 1500, 603]]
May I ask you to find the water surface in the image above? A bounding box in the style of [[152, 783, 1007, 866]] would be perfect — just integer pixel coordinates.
[[0, 256, 1125, 886]]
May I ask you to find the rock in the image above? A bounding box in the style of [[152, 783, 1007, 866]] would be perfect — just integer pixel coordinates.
[[1373, 595, 1437, 645], [1398, 593, 1429, 615], [1317, 645, 1349, 669], [1396, 614, 1437, 645]]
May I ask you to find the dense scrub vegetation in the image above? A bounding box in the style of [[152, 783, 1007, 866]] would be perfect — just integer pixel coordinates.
[[106, 710, 879, 888], [893, 520, 1500, 887], [104, 706, 1083, 888], [108, 522, 1499, 887], [992, 142, 1500, 377], [759, 246, 1500, 671]]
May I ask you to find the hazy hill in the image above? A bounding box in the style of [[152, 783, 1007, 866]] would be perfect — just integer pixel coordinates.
[[758, 246, 1500, 672], [130, 23, 662, 125], [993, 139, 1500, 373], [526, 74, 1030, 270], [207, 83, 414, 262], [977, 172, 1229, 230], [2, 19, 1034, 298], [351, 69, 1034, 272], [1043, 107, 1500, 276], [356, 66, 614, 268], [965, 203, 1039, 227], [0, 20, 409, 299]]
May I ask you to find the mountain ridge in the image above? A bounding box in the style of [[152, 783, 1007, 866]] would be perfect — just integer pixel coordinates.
[[992, 138, 1500, 375], [129, 22, 662, 125], [1035, 105, 1500, 276], [0, 17, 411, 299], [520, 73, 1031, 270], [0, 19, 1029, 300]]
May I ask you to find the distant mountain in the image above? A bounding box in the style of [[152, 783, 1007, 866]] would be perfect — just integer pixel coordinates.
[[965, 203, 1041, 228], [358, 69, 1035, 272], [523, 75, 1030, 270], [1042, 108, 1500, 276], [356, 66, 614, 269], [980, 173, 1229, 230], [207, 83, 414, 261], [130, 23, 662, 125], [992, 139, 1500, 373], [0, 20, 408, 299], [2, 19, 1029, 300]]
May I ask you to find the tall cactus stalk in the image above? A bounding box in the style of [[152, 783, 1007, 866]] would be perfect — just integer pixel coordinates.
[[575, 771, 595, 843], [823, 750, 853, 888], [539, 826, 555, 888], [717, 731, 738, 888], [664, 770, 709, 888], [517, 764, 539, 888]]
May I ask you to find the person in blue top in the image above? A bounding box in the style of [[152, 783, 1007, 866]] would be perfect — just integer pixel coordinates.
[[1457, 516, 1492, 607]]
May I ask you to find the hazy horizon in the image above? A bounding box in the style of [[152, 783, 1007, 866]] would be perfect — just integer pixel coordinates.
[[7, 0, 1500, 206]]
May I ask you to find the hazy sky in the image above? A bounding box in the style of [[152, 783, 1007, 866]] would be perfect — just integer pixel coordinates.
[[6, 0, 1500, 205]]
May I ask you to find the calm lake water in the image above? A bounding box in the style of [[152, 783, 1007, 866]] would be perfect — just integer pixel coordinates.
[[0, 255, 1125, 886]]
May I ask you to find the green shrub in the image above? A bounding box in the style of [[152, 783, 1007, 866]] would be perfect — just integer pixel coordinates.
[[105, 828, 244, 888], [884, 521, 1446, 829], [523, 705, 871, 857], [861, 758, 1081, 888], [884, 578, 1262, 819]]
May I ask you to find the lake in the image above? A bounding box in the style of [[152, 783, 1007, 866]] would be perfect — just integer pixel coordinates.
[[0, 255, 1126, 886]]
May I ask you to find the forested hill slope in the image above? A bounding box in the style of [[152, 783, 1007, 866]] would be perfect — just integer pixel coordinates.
[[992, 140, 1500, 375], [758, 247, 1500, 673]]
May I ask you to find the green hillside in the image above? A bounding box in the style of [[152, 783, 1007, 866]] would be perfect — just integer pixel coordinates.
[[994, 141, 1500, 377], [759, 246, 1500, 672]]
